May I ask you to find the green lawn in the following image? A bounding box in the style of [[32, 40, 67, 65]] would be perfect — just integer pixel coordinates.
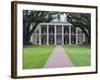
[[64, 45, 91, 66], [23, 45, 55, 69]]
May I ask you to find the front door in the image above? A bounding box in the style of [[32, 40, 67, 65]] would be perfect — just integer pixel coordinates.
[[56, 35, 62, 45]]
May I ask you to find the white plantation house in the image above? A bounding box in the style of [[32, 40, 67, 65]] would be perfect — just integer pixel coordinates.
[[30, 14, 86, 45]]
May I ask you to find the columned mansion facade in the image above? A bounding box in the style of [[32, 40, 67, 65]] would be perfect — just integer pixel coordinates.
[[30, 15, 86, 45]]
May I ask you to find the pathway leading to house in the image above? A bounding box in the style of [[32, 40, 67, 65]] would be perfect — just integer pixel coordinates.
[[44, 45, 73, 68]]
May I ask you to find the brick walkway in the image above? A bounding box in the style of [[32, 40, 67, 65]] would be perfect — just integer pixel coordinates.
[[44, 45, 73, 68]]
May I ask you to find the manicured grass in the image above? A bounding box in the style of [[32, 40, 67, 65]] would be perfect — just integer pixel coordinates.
[[64, 45, 91, 66], [23, 45, 55, 69]]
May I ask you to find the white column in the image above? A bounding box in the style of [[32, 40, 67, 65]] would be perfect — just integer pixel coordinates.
[[62, 25, 64, 45], [54, 25, 56, 45], [30, 34, 34, 44], [76, 28, 78, 45], [83, 33, 85, 43], [47, 25, 49, 45], [69, 25, 71, 45], [39, 25, 41, 45], [79, 29, 82, 44]]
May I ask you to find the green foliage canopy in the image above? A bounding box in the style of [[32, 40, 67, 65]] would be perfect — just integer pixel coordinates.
[[67, 13, 91, 43]]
